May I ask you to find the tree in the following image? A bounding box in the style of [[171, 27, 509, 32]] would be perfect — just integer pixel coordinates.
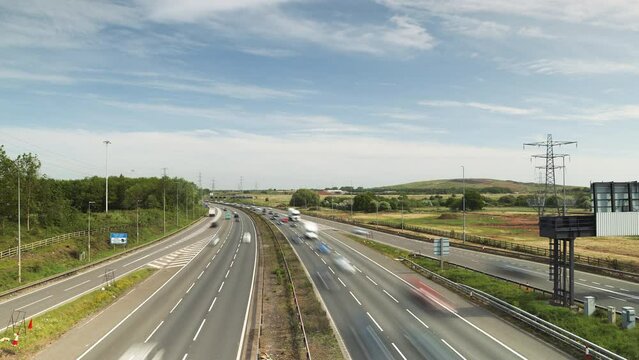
[[353, 192, 375, 212], [289, 189, 319, 207], [378, 201, 391, 211], [498, 195, 516, 206], [451, 189, 484, 211]]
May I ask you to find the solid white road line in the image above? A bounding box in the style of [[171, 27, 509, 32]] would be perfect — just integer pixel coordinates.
[[193, 319, 206, 341], [391, 343, 407, 360], [209, 297, 217, 312], [406, 309, 429, 328], [366, 312, 383, 332], [18, 295, 53, 310], [236, 212, 258, 360], [349, 291, 362, 306], [442, 339, 468, 360], [170, 298, 183, 314], [383, 289, 399, 303], [64, 280, 91, 292], [144, 321, 164, 343]]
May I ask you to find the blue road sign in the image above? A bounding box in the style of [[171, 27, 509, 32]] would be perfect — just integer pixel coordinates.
[[110, 232, 128, 245]]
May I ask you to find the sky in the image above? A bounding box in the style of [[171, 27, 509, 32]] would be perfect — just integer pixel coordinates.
[[1, 0, 638, 189]]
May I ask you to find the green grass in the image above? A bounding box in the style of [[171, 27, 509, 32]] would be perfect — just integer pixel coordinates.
[[0, 267, 155, 358], [345, 234, 639, 359], [0, 208, 206, 292]]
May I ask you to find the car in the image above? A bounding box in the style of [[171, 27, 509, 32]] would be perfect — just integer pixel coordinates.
[[270, 216, 275, 220], [316, 241, 331, 254], [333, 255, 356, 274], [289, 223, 297, 228], [353, 228, 370, 236], [242, 232, 252, 243]]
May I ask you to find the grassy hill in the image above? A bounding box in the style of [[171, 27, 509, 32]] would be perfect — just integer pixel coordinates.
[[377, 178, 586, 194]]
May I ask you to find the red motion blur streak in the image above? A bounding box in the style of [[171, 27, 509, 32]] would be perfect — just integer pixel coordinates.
[[406, 276, 456, 311]]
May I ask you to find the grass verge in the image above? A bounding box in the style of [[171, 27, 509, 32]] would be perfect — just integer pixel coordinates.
[[0, 209, 205, 293], [251, 213, 343, 360], [344, 233, 639, 359], [0, 267, 155, 359]]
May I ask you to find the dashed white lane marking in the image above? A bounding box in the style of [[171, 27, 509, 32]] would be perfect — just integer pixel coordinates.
[[349, 291, 362, 306], [579, 278, 587, 282], [233, 253, 237, 260], [170, 298, 183, 314], [218, 282, 225, 293], [353, 265, 362, 273], [367, 312, 383, 332], [605, 284, 614, 288], [18, 295, 53, 310], [406, 309, 429, 328], [328, 266, 335, 274], [392, 343, 407, 360], [321, 258, 327, 265], [193, 319, 206, 341], [442, 339, 468, 360], [206, 262, 211, 269], [186, 283, 195, 294], [230, 260, 234, 268], [64, 280, 91, 292], [383, 289, 399, 303], [592, 282, 600, 285], [209, 297, 217, 312], [609, 296, 627, 302], [225, 269, 230, 279], [197, 271, 204, 280], [144, 321, 164, 343], [620, 288, 629, 292], [182, 353, 188, 360], [366, 275, 378, 286], [338, 278, 346, 287]]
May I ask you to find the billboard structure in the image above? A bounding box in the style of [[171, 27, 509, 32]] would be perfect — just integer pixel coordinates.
[[592, 182, 639, 236]]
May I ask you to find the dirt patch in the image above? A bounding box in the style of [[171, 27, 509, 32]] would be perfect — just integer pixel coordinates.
[[437, 213, 459, 220]]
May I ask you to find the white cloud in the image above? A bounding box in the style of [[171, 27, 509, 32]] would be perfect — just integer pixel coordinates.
[[0, 0, 139, 48], [419, 100, 537, 115], [373, 111, 430, 121], [138, 0, 289, 23], [517, 26, 557, 39], [0, 69, 74, 84], [443, 15, 510, 38], [511, 59, 639, 75], [378, 0, 639, 31], [543, 105, 639, 122], [238, 47, 296, 58], [382, 16, 436, 50]]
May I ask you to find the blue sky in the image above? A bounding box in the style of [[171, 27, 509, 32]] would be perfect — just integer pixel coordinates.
[[1, 0, 638, 189]]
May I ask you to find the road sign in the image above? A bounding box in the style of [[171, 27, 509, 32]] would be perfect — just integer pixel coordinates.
[[433, 238, 449, 256], [110, 232, 128, 245]]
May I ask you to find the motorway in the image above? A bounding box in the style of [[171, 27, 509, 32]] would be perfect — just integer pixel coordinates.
[[294, 212, 639, 311], [64, 209, 258, 360], [266, 213, 572, 360]]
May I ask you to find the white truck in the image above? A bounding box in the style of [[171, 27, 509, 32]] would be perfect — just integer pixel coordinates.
[[208, 208, 216, 217], [288, 208, 301, 221]]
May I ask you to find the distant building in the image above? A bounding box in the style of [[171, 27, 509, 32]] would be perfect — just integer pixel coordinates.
[[319, 189, 346, 195]]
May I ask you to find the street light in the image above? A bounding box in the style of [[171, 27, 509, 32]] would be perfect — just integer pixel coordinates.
[[88, 201, 95, 262], [103, 140, 111, 213], [401, 198, 404, 230], [461, 165, 466, 244], [136, 200, 140, 244], [16, 163, 21, 283]]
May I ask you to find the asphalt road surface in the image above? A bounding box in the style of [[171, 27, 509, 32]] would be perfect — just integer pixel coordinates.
[[267, 214, 572, 360], [289, 212, 639, 311], [72, 209, 258, 360]]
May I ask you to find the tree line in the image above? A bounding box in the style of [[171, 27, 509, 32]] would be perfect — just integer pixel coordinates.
[[0, 145, 200, 231]]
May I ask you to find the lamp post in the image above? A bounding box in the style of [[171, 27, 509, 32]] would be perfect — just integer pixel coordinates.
[[176, 182, 179, 227], [136, 200, 140, 244], [103, 140, 111, 213], [461, 165, 466, 244], [17, 164, 21, 283], [401, 198, 404, 230], [88, 201, 95, 262]]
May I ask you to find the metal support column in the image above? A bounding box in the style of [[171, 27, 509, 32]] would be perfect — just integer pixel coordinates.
[[569, 238, 575, 305]]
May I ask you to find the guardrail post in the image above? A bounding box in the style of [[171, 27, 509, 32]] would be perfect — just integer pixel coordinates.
[[621, 306, 635, 329], [584, 296, 595, 317], [607, 306, 616, 324]]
